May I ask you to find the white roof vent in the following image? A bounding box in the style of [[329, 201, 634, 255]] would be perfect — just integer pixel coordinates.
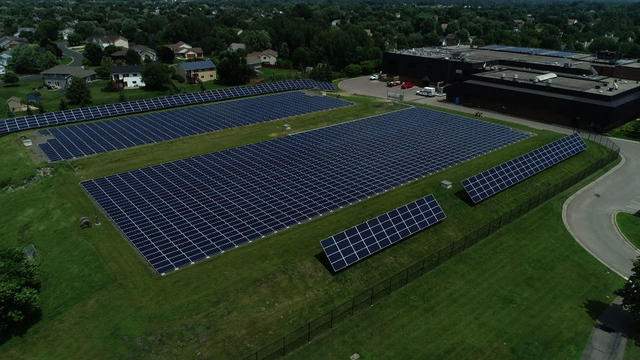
[[533, 73, 557, 82]]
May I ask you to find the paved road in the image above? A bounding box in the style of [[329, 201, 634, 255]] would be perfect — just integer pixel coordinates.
[[57, 41, 84, 67], [564, 138, 640, 279], [340, 76, 640, 278]]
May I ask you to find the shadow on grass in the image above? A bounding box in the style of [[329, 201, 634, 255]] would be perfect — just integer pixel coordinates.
[[454, 189, 475, 207], [0, 309, 42, 345], [584, 299, 609, 321], [314, 252, 335, 274]]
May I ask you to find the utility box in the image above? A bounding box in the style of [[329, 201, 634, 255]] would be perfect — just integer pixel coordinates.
[[441, 180, 452, 189]]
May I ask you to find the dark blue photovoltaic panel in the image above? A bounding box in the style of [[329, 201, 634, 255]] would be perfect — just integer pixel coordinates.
[[0, 80, 335, 136], [320, 194, 445, 272], [461, 133, 587, 204], [38, 92, 350, 161], [481, 45, 578, 58], [82, 106, 529, 274]]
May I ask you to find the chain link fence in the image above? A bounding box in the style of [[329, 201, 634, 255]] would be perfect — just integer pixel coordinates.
[[244, 131, 619, 360]]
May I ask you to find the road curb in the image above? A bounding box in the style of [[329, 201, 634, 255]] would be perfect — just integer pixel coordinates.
[[562, 153, 628, 279], [612, 210, 640, 254]]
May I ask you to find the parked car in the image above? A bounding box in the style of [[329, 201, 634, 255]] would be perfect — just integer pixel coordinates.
[[401, 82, 414, 89], [386, 80, 401, 87], [369, 73, 380, 80], [416, 87, 436, 97]]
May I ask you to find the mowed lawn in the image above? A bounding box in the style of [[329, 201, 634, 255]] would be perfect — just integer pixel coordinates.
[[286, 163, 623, 360], [617, 212, 640, 249], [0, 93, 621, 359]]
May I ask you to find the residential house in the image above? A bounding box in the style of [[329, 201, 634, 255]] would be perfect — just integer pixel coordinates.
[[26, 92, 41, 104], [177, 60, 217, 84], [331, 19, 341, 27], [165, 41, 203, 59], [0, 36, 28, 50], [61, 28, 74, 41], [246, 53, 262, 73], [108, 49, 128, 61], [130, 44, 157, 62], [568, 18, 579, 25], [0, 51, 11, 75], [229, 42, 246, 52], [513, 19, 525, 31], [247, 49, 278, 65], [364, 29, 373, 37], [6, 97, 26, 113], [111, 65, 144, 90], [14, 27, 35, 37], [41, 65, 97, 88], [86, 35, 129, 49]]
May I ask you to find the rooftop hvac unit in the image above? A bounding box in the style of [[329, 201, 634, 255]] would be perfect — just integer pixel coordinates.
[[513, 74, 519, 81], [533, 73, 557, 82], [501, 73, 506, 79]]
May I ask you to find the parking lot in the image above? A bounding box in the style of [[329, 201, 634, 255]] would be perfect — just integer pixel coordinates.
[[339, 76, 448, 105]]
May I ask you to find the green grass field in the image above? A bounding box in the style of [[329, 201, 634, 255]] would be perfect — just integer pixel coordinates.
[[617, 212, 640, 249], [286, 161, 623, 360], [0, 93, 620, 359], [607, 119, 640, 141]]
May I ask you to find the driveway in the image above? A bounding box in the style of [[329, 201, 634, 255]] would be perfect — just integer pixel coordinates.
[[340, 76, 640, 279]]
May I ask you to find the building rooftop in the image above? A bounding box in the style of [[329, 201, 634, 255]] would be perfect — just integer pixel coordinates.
[[179, 60, 216, 71], [111, 66, 143, 74], [473, 67, 640, 97], [41, 65, 96, 78], [387, 45, 638, 72]]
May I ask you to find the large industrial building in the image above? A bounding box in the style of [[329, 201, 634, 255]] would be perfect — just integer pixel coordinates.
[[382, 45, 640, 132]]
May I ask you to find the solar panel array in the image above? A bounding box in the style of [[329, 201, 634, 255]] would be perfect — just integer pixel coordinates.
[[0, 79, 335, 136], [320, 194, 445, 272], [480, 45, 580, 58], [39, 92, 350, 161], [82, 107, 528, 274], [461, 133, 587, 204]]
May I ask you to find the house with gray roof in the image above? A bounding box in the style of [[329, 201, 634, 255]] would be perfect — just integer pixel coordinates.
[[41, 65, 97, 88], [177, 60, 217, 83]]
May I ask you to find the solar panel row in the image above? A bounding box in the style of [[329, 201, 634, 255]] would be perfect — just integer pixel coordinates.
[[39, 92, 351, 161], [461, 133, 587, 204], [481, 45, 579, 58], [320, 194, 445, 272], [82, 106, 529, 274], [0, 79, 335, 136]]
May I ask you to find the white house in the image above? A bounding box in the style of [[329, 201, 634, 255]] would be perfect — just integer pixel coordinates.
[[61, 28, 75, 41], [246, 49, 278, 65], [87, 35, 129, 49], [111, 65, 144, 90], [0, 52, 11, 75], [130, 44, 157, 62], [164, 41, 203, 59]]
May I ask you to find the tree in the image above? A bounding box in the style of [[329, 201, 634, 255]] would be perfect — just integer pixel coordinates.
[[96, 56, 114, 79], [8, 47, 58, 74], [74, 21, 96, 39], [0, 247, 41, 338], [84, 43, 103, 66], [125, 49, 141, 65], [617, 257, 640, 319], [217, 51, 252, 86], [66, 77, 92, 106], [120, 19, 137, 40], [157, 46, 174, 64], [102, 45, 120, 57], [35, 20, 59, 42], [67, 33, 85, 46], [59, 98, 68, 111], [141, 63, 171, 90], [3, 72, 19, 85], [344, 64, 363, 77], [242, 30, 272, 52]]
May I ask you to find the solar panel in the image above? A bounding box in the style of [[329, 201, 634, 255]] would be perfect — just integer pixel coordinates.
[[320, 194, 445, 272], [0, 80, 336, 136], [82, 106, 528, 274], [461, 133, 587, 204], [39, 92, 350, 161]]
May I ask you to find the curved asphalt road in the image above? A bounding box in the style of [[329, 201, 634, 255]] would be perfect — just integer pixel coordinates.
[[340, 76, 640, 279], [57, 41, 84, 67], [564, 138, 640, 279]]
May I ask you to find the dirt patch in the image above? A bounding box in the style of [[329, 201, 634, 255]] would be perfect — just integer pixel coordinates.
[[3, 167, 54, 193]]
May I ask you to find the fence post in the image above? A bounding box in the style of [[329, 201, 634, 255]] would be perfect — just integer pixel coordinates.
[[330, 310, 334, 328], [370, 287, 374, 306]]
